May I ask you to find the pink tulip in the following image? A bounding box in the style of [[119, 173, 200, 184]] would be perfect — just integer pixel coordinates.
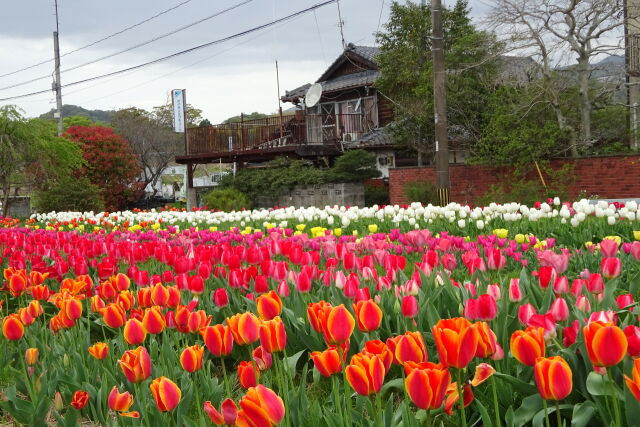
[[518, 304, 537, 325], [600, 239, 619, 257], [509, 279, 522, 302], [549, 297, 569, 322], [600, 257, 622, 279]]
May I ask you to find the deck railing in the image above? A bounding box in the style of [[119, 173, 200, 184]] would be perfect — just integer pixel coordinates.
[[186, 112, 375, 155]]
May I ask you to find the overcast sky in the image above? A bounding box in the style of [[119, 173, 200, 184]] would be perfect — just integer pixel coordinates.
[[0, 0, 490, 122]]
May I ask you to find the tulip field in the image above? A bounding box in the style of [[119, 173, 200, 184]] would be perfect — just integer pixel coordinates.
[[4, 199, 640, 426]]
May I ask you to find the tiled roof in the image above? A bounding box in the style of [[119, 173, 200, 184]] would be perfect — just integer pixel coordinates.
[[282, 83, 311, 102], [348, 45, 380, 64], [320, 70, 380, 93], [343, 128, 393, 149]]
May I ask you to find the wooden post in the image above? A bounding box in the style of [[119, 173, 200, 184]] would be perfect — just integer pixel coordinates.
[[240, 113, 245, 151]]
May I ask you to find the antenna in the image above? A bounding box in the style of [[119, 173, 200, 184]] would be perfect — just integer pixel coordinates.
[[336, 0, 346, 49], [304, 83, 323, 108]]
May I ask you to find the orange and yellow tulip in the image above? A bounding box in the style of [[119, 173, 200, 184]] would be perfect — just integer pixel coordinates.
[[71, 390, 89, 410], [123, 318, 147, 346], [307, 301, 332, 333], [204, 399, 238, 426], [352, 299, 383, 332], [533, 356, 573, 400], [432, 318, 479, 369], [108, 386, 134, 412], [201, 324, 234, 357], [256, 290, 283, 321], [474, 321, 497, 358], [404, 362, 450, 410], [393, 331, 428, 365], [119, 347, 152, 383], [345, 353, 386, 396], [259, 317, 287, 353], [142, 307, 166, 334], [226, 312, 261, 345], [362, 340, 393, 372], [310, 346, 342, 377], [180, 345, 204, 372], [88, 342, 109, 360], [322, 304, 355, 345], [236, 385, 285, 427], [583, 321, 627, 367], [238, 361, 260, 388], [625, 357, 640, 401], [2, 314, 24, 340], [510, 327, 546, 366], [25, 348, 38, 365], [149, 377, 182, 412], [101, 303, 126, 328]]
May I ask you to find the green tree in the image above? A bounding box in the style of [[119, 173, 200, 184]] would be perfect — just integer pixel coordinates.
[[63, 115, 95, 129], [152, 103, 203, 129], [375, 1, 500, 161], [223, 112, 269, 124], [0, 106, 85, 216]]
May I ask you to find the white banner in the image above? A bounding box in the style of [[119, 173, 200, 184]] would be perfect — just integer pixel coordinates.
[[172, 89, 186, 133]]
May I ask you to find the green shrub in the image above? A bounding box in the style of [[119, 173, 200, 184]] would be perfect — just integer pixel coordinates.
[[403, 181, 438, 204], [33, 175, 104, 212], [328, 150, 381, 182], [203, 187, 251, 212], [365, 184, 389, 206]]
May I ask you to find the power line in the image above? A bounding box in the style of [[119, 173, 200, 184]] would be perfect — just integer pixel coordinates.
[[0, 0, 253, 92], [0, 0, 337, 103], [0, 0, 194, 79]]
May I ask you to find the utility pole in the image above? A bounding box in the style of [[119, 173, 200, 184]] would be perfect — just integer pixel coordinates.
[[431, 0, 450, 205], [53, 0, 64, 136]]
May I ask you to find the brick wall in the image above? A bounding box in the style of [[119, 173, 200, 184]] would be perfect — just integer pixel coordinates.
[[389, 155, 640, 205]]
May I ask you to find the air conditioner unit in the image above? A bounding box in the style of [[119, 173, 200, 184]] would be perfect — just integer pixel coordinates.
[[342, 132, 359, 142]]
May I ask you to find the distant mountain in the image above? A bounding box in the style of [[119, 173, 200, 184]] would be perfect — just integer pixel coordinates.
[[39, 104, 115, 124]]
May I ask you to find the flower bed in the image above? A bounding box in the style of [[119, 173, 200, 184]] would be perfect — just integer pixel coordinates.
[[1, 200, 640, 425]]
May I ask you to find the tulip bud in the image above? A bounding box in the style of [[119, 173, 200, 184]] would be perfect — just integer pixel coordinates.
[[617, 294, 634, 310], [625, 325, 640, 358], [213, 288, 228, 307], [549, 297, 569, 322], [575, 295, 591, 312], [401, 295, 418, 318], [508, 279, 522, 302], [25, 348, 38, 366], [487, 284, 501, 301], [54, 391, 64, 411], [586, 273, 604, 295], [252, 346, 273, 371], [518, 304, 536, 325]]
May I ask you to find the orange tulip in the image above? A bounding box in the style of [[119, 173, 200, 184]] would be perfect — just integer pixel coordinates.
[[236, 385, 285, 427], [226, 312, 261, 345], [625, 357, 640, 401], [345, 353, 386, 396], [533, 356, 573, 400], [91, 295, 106, 313], [118, 347, 152, 383], [151, 283, 170, 307], [238, 361, 260, 388], [137, 288, 152, 308], [101, 303, 126, 328], [9, 271, 27, 296], [142, 307, 166, 334], [259, 317, 287, 353], [187, 310, 212, 333], [201, 324, 234, 356], [470, 363, 496, 387], [444, 382, 474, 415], [310, 347, 343, 377], [256, 290, 283, 321], [474, 321, 497, 358], [432, 318, 479, 369], [362, 340, 393, 372], [352, 299, 383, 332], [115, 291, 135, 312], [27, 300, 43, 318], [30, 284, 51, 301], [204, 399, 238, 426], [88, 342, 109, 360], [322, 304, 355, 345], [393, 331, 428, 365], [62, 298, 83, 321], [583, 321, 627, 367], [18, 307, 35, 326], [28, 270, 48, 286], [307, 301, 332, 333], [149, 377, 181, 412], [510, 327, 546, 366], [404, 362, 450, 410], [123, 318, 147, 345], [25, 348, 38, 365], [2, 314, 24, 340], [180, 345, 204, 372], [71, 390, 89, 410], [108, 386, 134, 412]]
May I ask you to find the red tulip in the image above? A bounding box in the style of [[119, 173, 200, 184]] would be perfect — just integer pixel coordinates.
[[508, 278, 522, 302], [404, 362, 450, 410], [71, 390, 89, 410], [464, 294, 497, 321], [259, 316, 287, 353], [88, 342, 109, 360], [213, 288, 229, 307], [510, 327, 546, 366], [149, 377, 181, 412], [549, 297, 569, 322], [534, 356, 572, 400], [322, 304, 355, 345], [601, 257, 622, 279], [108, 386, 134, 412], [123, 318, 147, 345], [625, 325, 640, 358], [432, 318, 479, 369], [586, 273, 605, 295], [256, 290, 282, 321], [204, 399, 238, 426], [311, 346, 343, 377], [2, 314, 24, 340], [600, 238, 619, 257], [617, 294, 634, 310], [401, 295, 418, 318], [238, 361, 260, 388], [307, 301, 332, 333], [625, 358, 640, 401], [362, 340, 393, 372], [518, 304, 536, 325], [563, 320, 580, 347], [352, 299, 383, 332], [101, 303, 126, 328]]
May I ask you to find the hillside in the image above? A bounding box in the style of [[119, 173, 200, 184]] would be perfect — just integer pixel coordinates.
[[39, 104, 115, 124]]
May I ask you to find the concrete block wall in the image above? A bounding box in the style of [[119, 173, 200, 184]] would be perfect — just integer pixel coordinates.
[[255, 182, 365, 208], [389, 155, 640, 205]]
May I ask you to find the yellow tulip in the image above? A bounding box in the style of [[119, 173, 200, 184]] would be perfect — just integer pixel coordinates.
[[604, 235, 622, 245], [334, 228, 342, 236], [634, 231, 640, 241], [368, 224, 378, 233], [515, 233, 526, 244], [296, 224, 306, 231], [493, 228, 508, 238]]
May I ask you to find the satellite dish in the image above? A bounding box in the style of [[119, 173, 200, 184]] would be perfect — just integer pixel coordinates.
[[304, 83, 323, 108]]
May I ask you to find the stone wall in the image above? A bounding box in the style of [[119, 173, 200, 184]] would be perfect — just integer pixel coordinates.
[[5, 197, 31, 218], [256, 182, 365, 208], [389, 155, 640, 205]]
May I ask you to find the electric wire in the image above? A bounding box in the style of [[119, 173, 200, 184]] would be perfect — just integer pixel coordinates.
[[0, 0, 194, 79], [0, 0, 253, 92], [0, 0, 336, 103]]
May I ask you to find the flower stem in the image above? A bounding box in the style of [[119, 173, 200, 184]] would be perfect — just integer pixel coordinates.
[[456, 369, 467, 427], [543, 399, 550, 427], [338, 346, 353, 427], [555, 400, 562, 427], [220, 357, 231, 397], [608, 369, 621, 427], [491, 374, 501, 427], [331, 375, 345, 427], [375, 392, 382, 427]]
